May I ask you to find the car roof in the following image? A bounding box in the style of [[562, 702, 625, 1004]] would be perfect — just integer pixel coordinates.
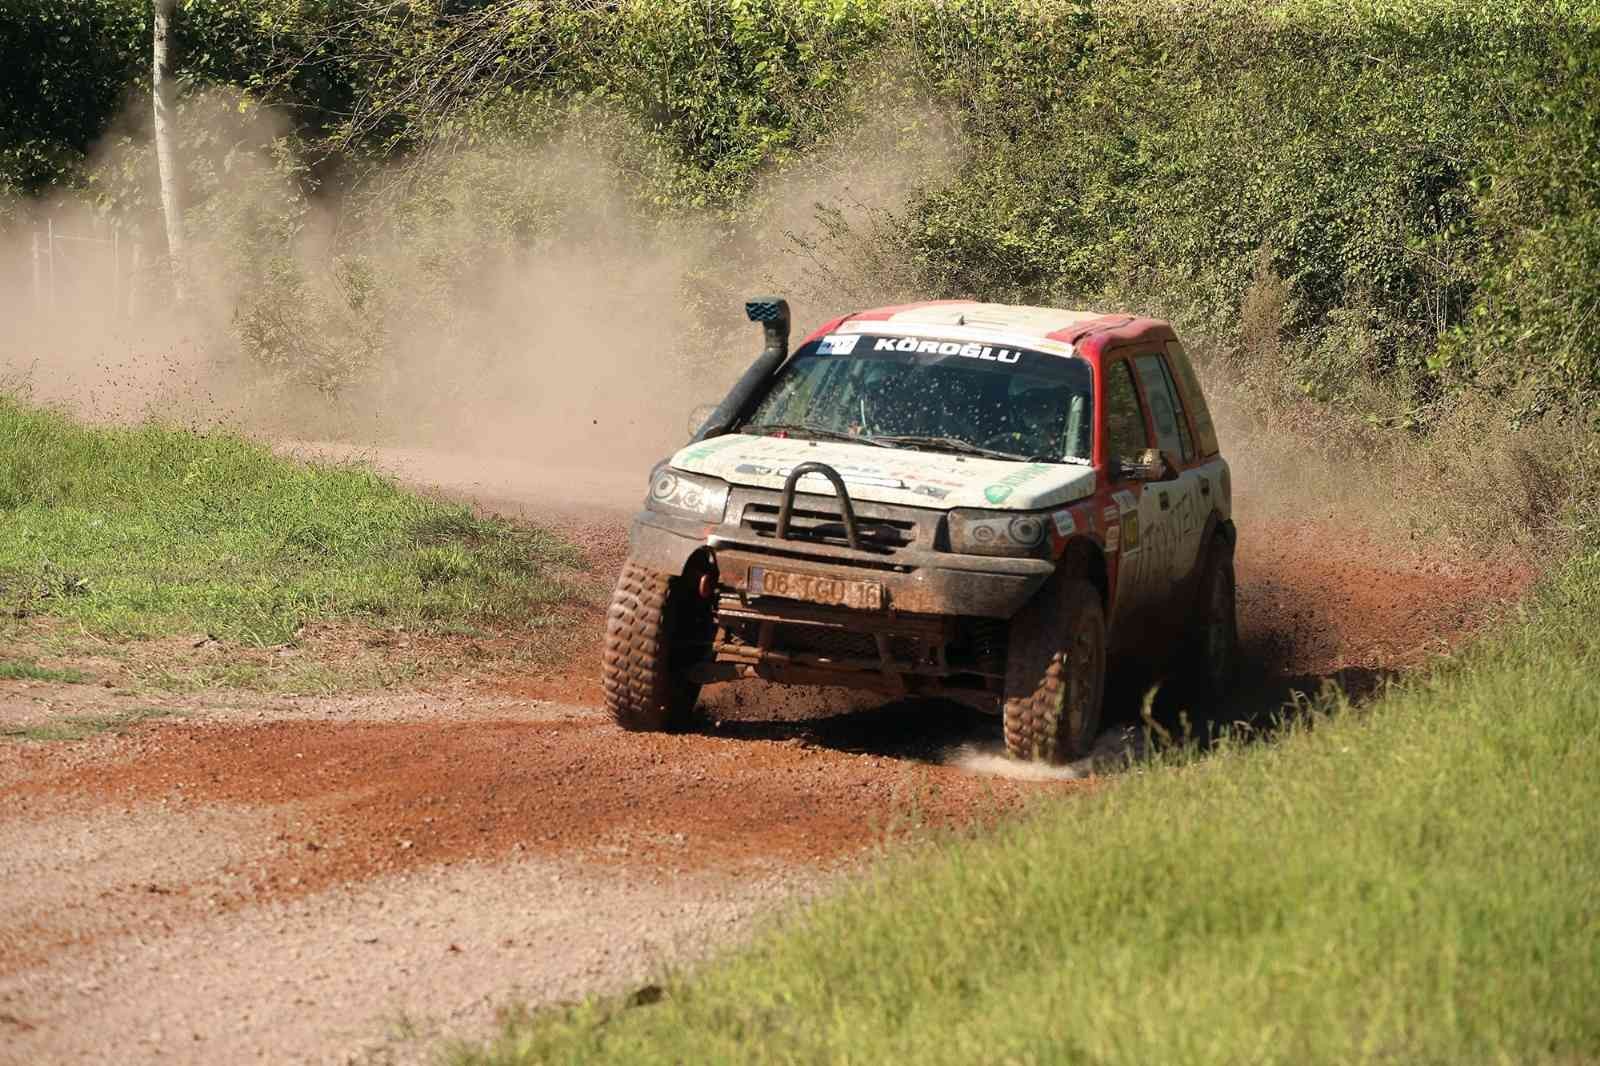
[[807, 300, 1166, 353]]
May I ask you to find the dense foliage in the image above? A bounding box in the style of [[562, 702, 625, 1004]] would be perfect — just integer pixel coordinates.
[[5, 0, 1599, 421]]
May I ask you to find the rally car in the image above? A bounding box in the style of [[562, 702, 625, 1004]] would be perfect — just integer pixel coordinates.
[[601, 297, 1238, 763]]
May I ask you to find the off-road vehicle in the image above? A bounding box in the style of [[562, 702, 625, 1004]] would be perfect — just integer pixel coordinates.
[[602, 297, 1237, 763]]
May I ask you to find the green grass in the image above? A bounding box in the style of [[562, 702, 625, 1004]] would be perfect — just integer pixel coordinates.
[[0, 658, 87, 683], [0, 395, 582, 646], [0, 706, 184, 742], [461, 555, 1600, 1065]]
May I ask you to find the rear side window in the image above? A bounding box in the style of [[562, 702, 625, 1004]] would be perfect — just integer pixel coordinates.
[[1103, 360, 1149, 467], [1164, 341, 1219, 457], [1134, 354, 1193, 463]]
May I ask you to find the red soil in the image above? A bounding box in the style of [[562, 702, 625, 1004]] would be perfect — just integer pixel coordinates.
[[0, 514, 1532, 930]]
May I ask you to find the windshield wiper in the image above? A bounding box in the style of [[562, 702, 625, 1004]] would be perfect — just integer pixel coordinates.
[[744, 422, 892, 447], [869, 434, 1031, 461]]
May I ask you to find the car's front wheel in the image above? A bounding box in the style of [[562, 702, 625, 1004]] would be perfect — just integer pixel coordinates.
[[601, 559, 702, 732], [1002, 576, 1106, 764]]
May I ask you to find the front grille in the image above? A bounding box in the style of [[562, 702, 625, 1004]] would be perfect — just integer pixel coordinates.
[[741, 503, 916, 553]]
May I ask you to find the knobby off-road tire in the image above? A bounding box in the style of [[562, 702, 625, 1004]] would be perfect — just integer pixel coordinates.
[[1003, 576, 1107, 764], [601, 559, 701, 732], [1183, 540, 1239, 703]]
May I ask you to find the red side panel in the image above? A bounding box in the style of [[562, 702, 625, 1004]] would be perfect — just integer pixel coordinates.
[[798, 314, 850, 346], [1044, 314, 1132, 344], [801, 300, 969, 344]]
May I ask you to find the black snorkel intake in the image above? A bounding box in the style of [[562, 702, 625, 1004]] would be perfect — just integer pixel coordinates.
[[691, 296, 791, 442]]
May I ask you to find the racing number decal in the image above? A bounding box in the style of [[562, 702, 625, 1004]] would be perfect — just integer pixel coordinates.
[[1113, 489, 1160, 612], [1174, 487, 1197, 544], [1115, 482, 1196, 609]]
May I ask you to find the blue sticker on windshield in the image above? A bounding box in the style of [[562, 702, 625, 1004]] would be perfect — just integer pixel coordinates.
[[817, 334, 860, 355]]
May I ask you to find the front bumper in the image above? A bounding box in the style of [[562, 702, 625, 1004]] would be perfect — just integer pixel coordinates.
[[628, 508, 1054, 619]]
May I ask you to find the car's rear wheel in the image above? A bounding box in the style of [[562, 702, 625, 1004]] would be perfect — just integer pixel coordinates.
[[601, 559, 702, 732], [1003, 576, 1106, 764], [1184, 540, 1239, 703]]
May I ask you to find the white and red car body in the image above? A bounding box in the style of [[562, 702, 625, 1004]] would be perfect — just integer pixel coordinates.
[[630, 300, 1233, 700]]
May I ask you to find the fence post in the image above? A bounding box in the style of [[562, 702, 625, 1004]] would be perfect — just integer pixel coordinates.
[[46, 217, 56, 311], [129, 243, 143, 319]]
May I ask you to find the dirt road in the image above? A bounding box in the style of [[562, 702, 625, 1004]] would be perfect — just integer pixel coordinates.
[[0, 449, 1531, 1064]]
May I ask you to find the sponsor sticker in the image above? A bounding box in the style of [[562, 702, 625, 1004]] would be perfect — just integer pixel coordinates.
[[678, 434, 747, 464], [1052, 509, 1076, 537], [1123, 510, 1141, 551], [1101, 504, 1121, 552], [872, 336, 1023, 365], [818, 333, 860, 355], [1113, 489, 1138, 513], [734, 461, 906, 490], [983, 463, 1053, 505]]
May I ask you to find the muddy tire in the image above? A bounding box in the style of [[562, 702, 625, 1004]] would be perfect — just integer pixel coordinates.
[[601, 559, 701, 732], [1184, 540, 1239, 702], [1002, 577, 1106, 764]]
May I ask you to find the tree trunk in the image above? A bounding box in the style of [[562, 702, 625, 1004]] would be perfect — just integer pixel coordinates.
[[152, 0, 186, 303]]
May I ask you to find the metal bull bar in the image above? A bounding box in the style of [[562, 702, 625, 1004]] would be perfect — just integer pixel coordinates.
[[775, 462, 862, 550], [771, 461, 896, 674]]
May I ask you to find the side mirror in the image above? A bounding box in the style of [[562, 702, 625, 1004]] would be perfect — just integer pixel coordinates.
[[687, 403, 718, 439], [1119, 448, 1178, 482]]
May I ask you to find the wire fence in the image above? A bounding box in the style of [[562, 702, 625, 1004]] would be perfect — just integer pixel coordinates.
[[28, 218, 148, 319]]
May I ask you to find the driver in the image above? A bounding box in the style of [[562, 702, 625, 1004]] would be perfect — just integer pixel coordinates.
[[989, 384, 1066, 457]]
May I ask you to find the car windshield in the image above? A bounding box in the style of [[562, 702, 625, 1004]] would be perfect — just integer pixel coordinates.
[[741, 332, 1093, 462]]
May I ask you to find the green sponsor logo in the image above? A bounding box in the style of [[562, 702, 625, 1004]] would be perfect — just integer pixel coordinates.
[[679, 434, 747, 465], [982, 464, 1052, 505]]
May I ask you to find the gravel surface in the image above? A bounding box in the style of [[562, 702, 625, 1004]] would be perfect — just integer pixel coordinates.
[[1, 846, 822, 1066]]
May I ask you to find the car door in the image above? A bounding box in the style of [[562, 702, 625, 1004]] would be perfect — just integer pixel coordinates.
[[1130, 352, 1208, 609], [1101, 358, 1161, 635], [1165, 338, 1231, 531]]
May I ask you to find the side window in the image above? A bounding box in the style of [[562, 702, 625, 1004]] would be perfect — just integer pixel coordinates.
[[1103, 360, 1149, 468], [1164, 341, 1219, 457], [1133, 354, 1193, 463]]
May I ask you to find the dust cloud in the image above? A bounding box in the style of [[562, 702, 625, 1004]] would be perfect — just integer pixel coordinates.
[[1, 99, 957, 501]]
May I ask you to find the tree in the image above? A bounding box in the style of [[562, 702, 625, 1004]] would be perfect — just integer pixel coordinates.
[[153, 0, 185, 301]]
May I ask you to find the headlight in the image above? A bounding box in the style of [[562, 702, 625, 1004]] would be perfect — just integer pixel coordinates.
[[948, 508, 1051, 558], [646, 466, 730, 522]]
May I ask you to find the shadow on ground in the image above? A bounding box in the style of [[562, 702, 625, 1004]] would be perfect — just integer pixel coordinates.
[[693, 636, 1400, 776]]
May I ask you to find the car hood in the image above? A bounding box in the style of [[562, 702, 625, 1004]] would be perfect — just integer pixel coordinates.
[[667, 434, 1097, 511]]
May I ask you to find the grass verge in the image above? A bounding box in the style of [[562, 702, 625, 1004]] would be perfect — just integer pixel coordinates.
[[0, 394, 583, 648], [0, 706, 184, 743], [0, 658, 86, 683], [460, 554, 1600, 1065]]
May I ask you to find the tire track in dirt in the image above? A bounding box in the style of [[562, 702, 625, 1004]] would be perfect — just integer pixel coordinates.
[[2, 712, 1059, 930]]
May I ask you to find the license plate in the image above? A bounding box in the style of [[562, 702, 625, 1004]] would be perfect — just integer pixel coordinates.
[[749, 567, 884, 610]]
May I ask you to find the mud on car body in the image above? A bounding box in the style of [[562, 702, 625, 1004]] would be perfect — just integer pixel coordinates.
[[602, 297, 1238, 763]]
